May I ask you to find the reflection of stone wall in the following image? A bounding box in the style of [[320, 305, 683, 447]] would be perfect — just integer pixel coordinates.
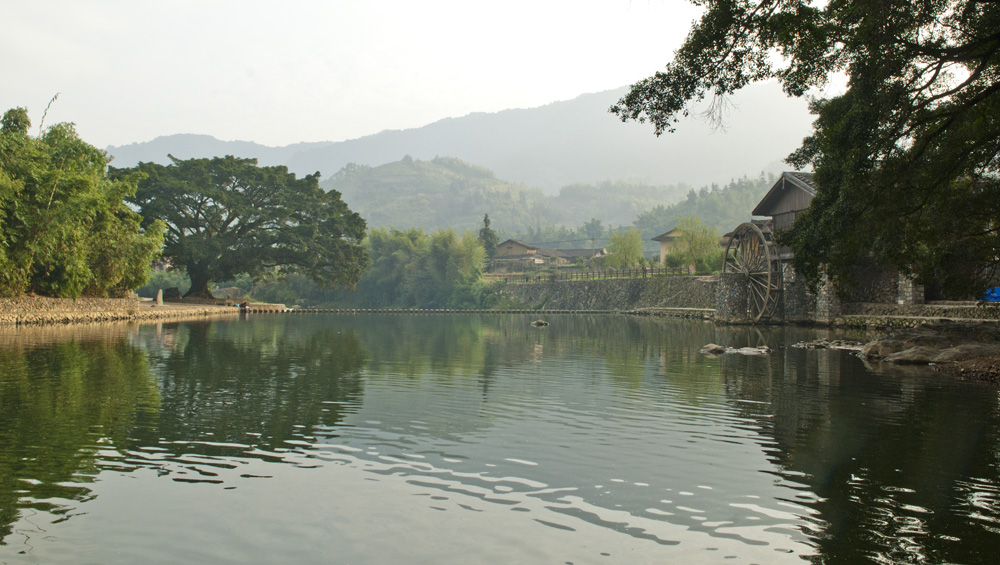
[[500, 276, 717, 312], [0, 323, 134, 347]]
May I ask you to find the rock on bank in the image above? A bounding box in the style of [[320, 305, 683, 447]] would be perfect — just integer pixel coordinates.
[[862, 321, 1000, 383]]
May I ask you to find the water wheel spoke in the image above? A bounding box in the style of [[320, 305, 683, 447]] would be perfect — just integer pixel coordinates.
[[748, 276, 770, 306], [730, 247, 747, 272]]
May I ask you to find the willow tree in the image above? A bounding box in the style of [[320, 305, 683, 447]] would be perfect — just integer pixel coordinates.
[[606, 228, 644, 269], [116, 156, 370, 298], [0, 107, 164, 297], [612, 0, 1000, 297]]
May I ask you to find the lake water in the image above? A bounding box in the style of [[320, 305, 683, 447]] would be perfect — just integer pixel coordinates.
[[1, 314, 998, 564]]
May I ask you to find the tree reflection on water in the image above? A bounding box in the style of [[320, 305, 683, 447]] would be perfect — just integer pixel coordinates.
[[2, 314, 999, 564], [0, 317, 367, 544], [720, 336, 1000, 564], [0, 336, 158, 543]]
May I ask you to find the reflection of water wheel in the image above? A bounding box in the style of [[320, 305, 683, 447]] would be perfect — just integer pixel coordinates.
[[723, 222, 782, 323]]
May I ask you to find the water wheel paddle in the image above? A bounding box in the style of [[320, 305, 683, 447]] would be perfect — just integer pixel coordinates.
[[723, 222, 782, 323]]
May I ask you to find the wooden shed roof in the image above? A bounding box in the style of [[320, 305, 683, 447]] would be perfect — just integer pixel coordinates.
[[651, 227, 684, 242], [752, 172, 817, 216]]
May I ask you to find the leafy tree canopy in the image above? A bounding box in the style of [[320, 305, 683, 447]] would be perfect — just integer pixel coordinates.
[[0, 107, 164, 298], [116, 156, 369, 298], [612, 0, 1000, 297], [606, 228, 644, 269], [672, 215, 725, 273], [354, 226, 486, 308]]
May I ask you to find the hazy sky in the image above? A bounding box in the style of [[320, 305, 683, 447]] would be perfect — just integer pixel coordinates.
[[3, 0, 704, 149]]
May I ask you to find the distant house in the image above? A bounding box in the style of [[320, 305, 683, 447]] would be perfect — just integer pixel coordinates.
[[651, 227, 728, 266], [651, 228, 685, 265], [494, 239, 604, 270], [497, 239, 537, 258], [557, 248, 606, 262]]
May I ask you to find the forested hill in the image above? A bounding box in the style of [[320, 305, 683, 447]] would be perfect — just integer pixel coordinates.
[[106, 82, 811, 193], [632, 175, 776, 239], [325, 156, 549, 233], [324, 156, 685, 233], [322, 155, 774, 242]]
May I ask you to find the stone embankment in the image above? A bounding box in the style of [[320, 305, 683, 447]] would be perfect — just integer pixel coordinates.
[[0, 296, 243, 326], [839, 301, 1000, 327], [501, 276, 717, 318]]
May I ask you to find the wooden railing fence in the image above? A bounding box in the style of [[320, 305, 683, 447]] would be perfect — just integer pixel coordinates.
[[483, 266, 690, 284]]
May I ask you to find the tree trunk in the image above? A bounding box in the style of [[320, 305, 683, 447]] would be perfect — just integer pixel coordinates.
[[184, 267, 214, 298]]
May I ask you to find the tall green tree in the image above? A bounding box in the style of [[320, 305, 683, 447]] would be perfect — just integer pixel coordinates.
[[612, 0, 1000, 296], [117, 156, 369, 298], [582, 217, 605, 241], [605, 228, 644, 269], [479, 213, 499, 268], [0, 107, 164, 297]]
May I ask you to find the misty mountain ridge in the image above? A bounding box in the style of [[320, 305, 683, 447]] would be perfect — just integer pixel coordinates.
[[106, 82, 812, 194]]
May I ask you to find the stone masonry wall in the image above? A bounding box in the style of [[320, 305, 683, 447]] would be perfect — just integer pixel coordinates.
[[715, 273, 748, 323], [780, 265, 816, 322], [500, 276, 717, 312], [843, 261, 898, 303]]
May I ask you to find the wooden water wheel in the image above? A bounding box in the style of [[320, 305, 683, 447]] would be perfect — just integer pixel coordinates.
[[722, 222, 782, 323]]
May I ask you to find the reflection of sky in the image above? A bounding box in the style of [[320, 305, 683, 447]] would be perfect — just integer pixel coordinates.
[[334, 354, 819, 562]]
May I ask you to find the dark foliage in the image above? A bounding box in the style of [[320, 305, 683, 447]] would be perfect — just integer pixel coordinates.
[[613, 0, 1000, 297]]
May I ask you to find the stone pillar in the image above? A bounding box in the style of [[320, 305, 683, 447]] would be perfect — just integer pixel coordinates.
[[155, 288, 164, 306], [897, 273, 925, 305], [815, 275, 841, 324], [716, 272, 749, 323], [781, 264, 798, 321]]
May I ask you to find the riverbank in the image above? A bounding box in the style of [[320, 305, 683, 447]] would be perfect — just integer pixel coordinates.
[[0, 295, 265, 326], [861, 321, 1000, 384], [8, 293, 1000, 383]]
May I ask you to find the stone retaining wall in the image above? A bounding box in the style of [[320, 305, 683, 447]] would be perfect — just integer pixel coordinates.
[[500, 276, 717, 312], [497, 274, 1000, 327], [839, 302, 1000, 323]]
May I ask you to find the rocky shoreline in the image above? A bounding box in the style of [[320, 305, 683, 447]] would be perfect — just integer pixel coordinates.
[[860, 321, 1000, 384], [697, 320, 1000, 385]]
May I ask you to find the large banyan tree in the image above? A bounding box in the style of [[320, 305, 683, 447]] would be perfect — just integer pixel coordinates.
[[115, 156, 370, 298], [612, 0, 1000, 297]]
